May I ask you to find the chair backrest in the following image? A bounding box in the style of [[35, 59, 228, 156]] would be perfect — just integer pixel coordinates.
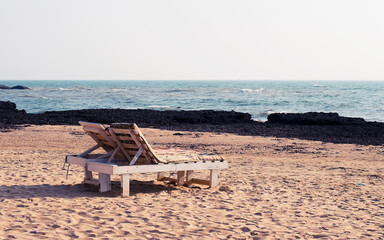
[[79, 121, 117, 152], [109, 123, 165, 165]]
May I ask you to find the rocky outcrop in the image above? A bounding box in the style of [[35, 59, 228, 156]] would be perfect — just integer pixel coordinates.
[[267, 112, 366, 125], [0, 101, 17, 111], [0, 101, 27, 131], [1, 101, 384, 145], [24, 109, 254, 126], [0, 101, 253, 129], [0, 84, 30, 90], [0, 101, 26, 114], [11, 85, 30, 90], [0, 84, 11, 89]]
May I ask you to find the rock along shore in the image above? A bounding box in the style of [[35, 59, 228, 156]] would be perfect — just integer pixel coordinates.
[[1, 101, 384, 146], [0, 84, 30, 90]]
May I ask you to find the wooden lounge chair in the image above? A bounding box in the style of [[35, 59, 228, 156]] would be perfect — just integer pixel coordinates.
[[66, 121, 123, 185], [67, 122, 228, 197]]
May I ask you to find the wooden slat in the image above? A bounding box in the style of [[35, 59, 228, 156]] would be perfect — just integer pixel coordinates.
[[131, 124, 162, 163], [97, 129, 117, 148], [127, 129, 143, 148], [120, 143, 140, 149], [82, 125, 116, 149], [87, 132, 106, 147], [107, 147, 120, 163], [116, 136, 135, 141], [109, 129, 133, 162], [124, 149, 141, 155], [100, 139, 113, 145], [128, 129, 154, 164], [108, 125, 162, 164], [88, 160, 228, 175], [87, 162, 115, 174], [79, 121, 108, 129], [109, 128, 133, 134], [96, 151, 114, 159], [67, 156, 109, 166], [67, 156, 88, 166], [129, 156, 148, 162], [78, 143, 101, 157], [82, 126, 104, 133], [130, 146, 144, 165]]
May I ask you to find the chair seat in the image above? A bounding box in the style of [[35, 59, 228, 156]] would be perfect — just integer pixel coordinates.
[[154, 148, 224, 163]]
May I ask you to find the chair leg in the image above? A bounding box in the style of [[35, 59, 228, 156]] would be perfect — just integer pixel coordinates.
[[157, 172, 165, 181], [209, 169, 219, 188], [99, 173, 111, 192], [177, 171, 185, 186], [84, 166, 93, 180], [186, 170, 194, 187], [121, 174, 130, 197]]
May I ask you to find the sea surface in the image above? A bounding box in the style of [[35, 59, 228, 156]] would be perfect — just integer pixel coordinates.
[[1, 80, 383, 122]]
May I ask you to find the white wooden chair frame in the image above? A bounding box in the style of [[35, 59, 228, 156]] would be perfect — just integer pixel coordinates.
[[67, 122, 228, 197]]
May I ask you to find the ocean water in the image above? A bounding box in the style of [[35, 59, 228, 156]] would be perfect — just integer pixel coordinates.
[[1, 80, 383, 122]]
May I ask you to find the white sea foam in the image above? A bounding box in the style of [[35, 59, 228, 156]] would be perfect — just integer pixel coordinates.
[[241, 88, 264, 92], [258, 110, 275, 116], [256, 110, 289, 118], [163, 88, 196, 93], [147, 105, 171, 109], [57, 87, 71, 91]]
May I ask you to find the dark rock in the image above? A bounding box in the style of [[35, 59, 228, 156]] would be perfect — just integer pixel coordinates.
[[0, 84, 30, 90], [0, 100, 27, 131], [33, 109, 253, 126], [267, 112, 366, 125], [11, 85, 30, 90], [1, 101, 384, 146], [0, 84, 11, 89], [0, 102, 27, 131], [0, 101, 17, 111], [172, 110, 252, 124]]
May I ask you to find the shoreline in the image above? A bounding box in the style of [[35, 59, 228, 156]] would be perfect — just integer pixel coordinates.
[[2, 80, 384, 124], [1, 104, 384, 145]]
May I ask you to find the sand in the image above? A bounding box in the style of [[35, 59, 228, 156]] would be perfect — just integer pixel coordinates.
[[1, 125, 384, 239]]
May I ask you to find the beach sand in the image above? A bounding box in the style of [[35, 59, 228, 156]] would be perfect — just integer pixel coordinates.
[[1, 125, 384, 239]]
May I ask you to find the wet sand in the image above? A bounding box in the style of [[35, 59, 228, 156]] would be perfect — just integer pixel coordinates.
[[1, 125, 384, 239]]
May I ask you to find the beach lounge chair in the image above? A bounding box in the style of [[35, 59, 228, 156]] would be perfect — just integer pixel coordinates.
[[67, 122, 228, 197], [66, 121, 122, 185]]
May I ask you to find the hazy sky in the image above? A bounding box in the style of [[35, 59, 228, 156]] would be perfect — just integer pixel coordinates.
[[1, 0, 383, 80]]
